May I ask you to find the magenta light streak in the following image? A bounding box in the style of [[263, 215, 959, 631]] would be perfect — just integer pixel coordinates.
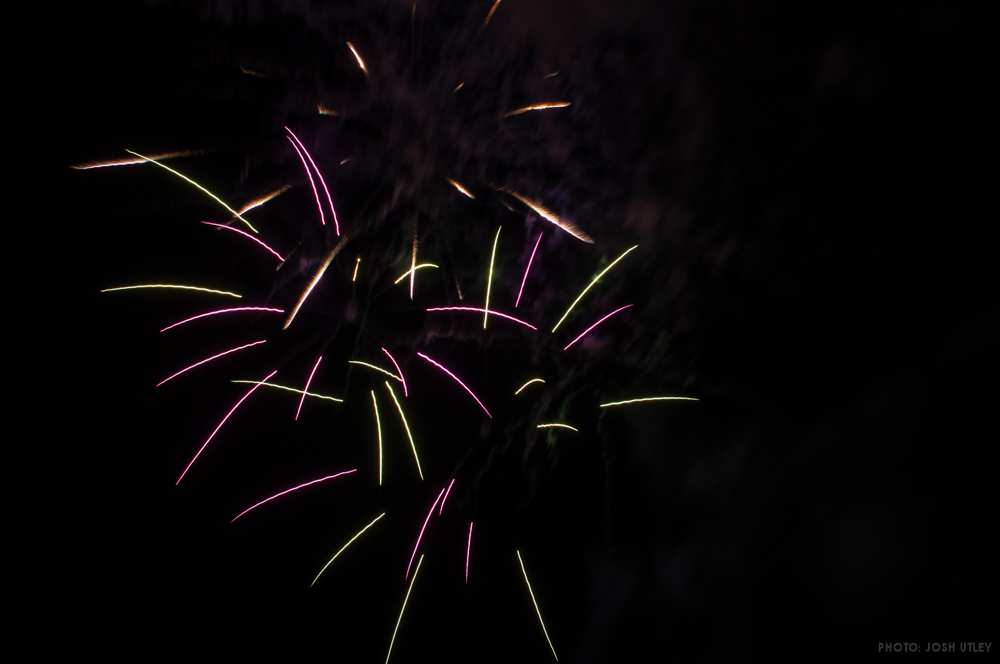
[[438, 478, 456, 515], [562, 304, 634, 351], [405, 486, 446, 579], [159, 306, 284, 333], [425, 307, 537, 331], [465, 521, 474, 584], [381, 347, 408, 397], [295, 355, 323, 421], [514, 232, 543, 309], [285, 136, 325, 226], [155, 339, 267, 387], [416, 352, 492, 418], [200, 222, 285, 262], [230, 469, 357, 522], [176, 368, 276, 485], [285, 127, 341, 236]]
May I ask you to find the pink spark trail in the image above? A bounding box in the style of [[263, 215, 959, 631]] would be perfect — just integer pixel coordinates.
[[230, 469, 357, 522], [425, 307, 537, 331], [465, 521, 474, 584], [515, 232, 543, 309], [159, 307, 284, 333], [295, 355, 323, 421], [405, 486, 446, 579], [438, 478, 456, 515], [285, 127, 340, 235], [562, 304, 634, 351], [285, 135, 325, 226], [176, 368, 276, 485], [156, 339, 267, 387], [381, 347, 407, 397], [416, 352, 492, 418], [200, 222, 285, 262]]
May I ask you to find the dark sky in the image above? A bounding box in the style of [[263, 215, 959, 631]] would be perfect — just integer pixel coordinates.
[[40, 1, 994, 662]]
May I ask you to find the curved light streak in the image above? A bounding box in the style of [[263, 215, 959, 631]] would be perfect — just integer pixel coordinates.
[[561, 304, 633, 351], [385, 554, 424, 664], [514, 378, 545, 395], [295, 356, 323, 421], [230, 469, 357, 522], [425, 307, 536, 331], [416, 352, 492, 418], [237, 185, 290, 216], [438, 478, 455, 515], [285, 135, 325, 227], [446, 177, 475, 199], [499, 188, 592, 244], [176, 368, 276, 485], [514, 232, 543, 308], [101, 284, 242, 299], [349, 360, 404, 383], [536, 423, 578, 432], [124, 150, 257, 233], [160, 306, 284, 333], [311, 513, 386, 587], [381, 347, 407, 397], [550, 245, 638, 332], [517, 549, 559, 661], [156, 339, 267, 387], [71, 149, 198, 170], [285, 127, 340, 235], [283, 237, 347, 330], [503, 101, 572, 118], [231, 380, 342, 403], [346, 41, 368, 77], [465, 521, 474, 584], [484, 226, 501, 328], [393, 263, 439, 284], [385, 382, 423, 481], [372, 391, 383, 486], [599, 396, 700, 408], [405, 487, 446, 579], [200, 221, 284, 262]]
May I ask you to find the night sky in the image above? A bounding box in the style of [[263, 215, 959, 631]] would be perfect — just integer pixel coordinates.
[[45, 1, 993, 661]]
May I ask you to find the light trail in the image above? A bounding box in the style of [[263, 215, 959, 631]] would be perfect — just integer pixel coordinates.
[[536, 423, 578, 432], [416, 352, 492, 418], [514, 232, 543, 308], [285, 127, 340, 235], [550, 245, 638, 332], [349, 360, 405, 383], [499, 188, 592, 244], [283, 236, 348, 330], [385, 382, 423, 481], [285, 135, 325, 227], [381, 347, 408, 397], [310, 513, 386, 587], [372, 390, 383, 486], [230, 380, 342, 403], [393, 263, 439, 284], [483, 226, 501, 329], [156, 339, 267, 388], [425, 306, 536, 331], [514, 378, 545, 395], [230, 469, 357, 522], [101, 284, 242, 299], [385, 554, 425, 664], [405, 487, 446, 579], [517, 549, 559, 661], [503, 101, 572, 118], [160, 307, 283, 333], [295, 356, 323, 421], [561, 304, 633, 351], [599, 396, 700, 408], [200, 221, 284, 262]]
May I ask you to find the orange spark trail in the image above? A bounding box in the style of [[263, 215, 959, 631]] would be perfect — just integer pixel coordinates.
[[483, 0, 502, 28], [503, 102, 571, 118], [283, 236, 349, 330], [446, 177, 475, 199], [237, 185, 290, 216], [347, 41, 368, 77], [70, 149, 199, 170], [500, 188, 593, 244]]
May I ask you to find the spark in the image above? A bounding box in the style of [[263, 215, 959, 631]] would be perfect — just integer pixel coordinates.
[[352, 257, 361, 282], [349, 360, 404, 383], [237, 184, 290, 215], [545, 71, 560, 79], [446, 177, 475, 199], [381, 347, 408, 397], [70, 149, 198, 170], [499, 188, 593, 244], [465, 522, 474, 584], [385, 554, 425, 664], [484, 226, 501, 329], [317, 104, 339, 116], [425, 306, 536, 331], [176, 368, 276, 485], [562, 304, 634, 351], [393, 263, 439, 284], [438, 478, 455, 515], [231, 380, 342, 403], [285, 127, 340, 235], [515, 232, 543, 308], [285, 136, 325, 227], [283, 236, 348, 330], [230, 469, 357, 523], [101, 284, 242, 299], [385, 382, 423, 481], [295, 356, 323, 421], [453, 81, 465, 93], [514, 378, 545, 395], [239, 65, 268, 78], [599, 396, 700, 408], [156, 339, 267, 388], [410, 235, 417, 300], [339, 158, 352, 166], [483, 0, 502, 28], [537, 423, 578, 432], [503, 102, 572, 118], [311, 513, 387, 587], [160, 306, 284, 333], [124, 150, 257, 234], [416, 352, 492, 418], [346, 41, 368, 77], [551, 245, 639, 332], [200, 221, 284, 262], [372, 391, 383, 486], [405, 487, 446, 579], [517, 549, 559, 661]]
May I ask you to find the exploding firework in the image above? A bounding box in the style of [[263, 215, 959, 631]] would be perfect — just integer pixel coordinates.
[[87, 1, 700, 660]]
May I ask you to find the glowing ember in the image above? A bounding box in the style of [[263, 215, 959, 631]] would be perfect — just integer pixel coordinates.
[[346, 41, 368, 77], [446, 177, 475, 199], [283, 236, 348, 330]]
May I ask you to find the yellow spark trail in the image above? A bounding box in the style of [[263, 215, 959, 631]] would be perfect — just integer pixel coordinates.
[[230, 381, 343, 403], [385, 382, 423, 480], [517, 550, 559, 661], [484, 226, 501, 329], [599, 396, 700, 408], [101, 284, 242, 299], [385, 554, 425, 664], [514, 378, 545, 395], [311, 513, 386, 586], [550, 245, 638, 332]]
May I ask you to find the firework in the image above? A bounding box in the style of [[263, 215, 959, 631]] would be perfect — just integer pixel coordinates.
[[550, 245, 639, 332], [346, 41, 369, 77], [285, 127, 341, 235], [416, 352, 492, 418], [438, 478, 455, 515], [200, 221, 285, 262], [381, 347, 408, 396], [372, 390, 384, 486], [349, 360, 405, 383], [393, 263, 439, 285], [352, 257, 362, 282], [385, 554, 425, 664], [101, 284, 242, 299], [405, 487, 446, 579], [283, 236, 349, 330], [385, 381, 423, 480], [311, 513, 387, 587], [446, 177, 475, 199], [295, 356, 324, 421], [499, 189, 593, 244], [237, 185, 290, 216], [514, 232, 543, 308], [425, 306, 536, 331], [156, 339, 267, 388], [517, 549, 559, 661], [230, 380, 343, 403], [160, 307, 284, 333], [230, 469, 358, 522], [482, 0, 502, 28], [285, 135, 325, 227], [465, 521, 474, 584], [514, 378, 545, 395], [70, 149, 199, 170], [599, 396, 700, 408], [536, 423, 578, 432], [561, 304, 634, 351], [503, 101, 572, 118], [483, 226, 502, 328]]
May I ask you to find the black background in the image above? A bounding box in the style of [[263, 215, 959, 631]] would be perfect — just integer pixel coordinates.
[[40, 1, 994, 661]]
